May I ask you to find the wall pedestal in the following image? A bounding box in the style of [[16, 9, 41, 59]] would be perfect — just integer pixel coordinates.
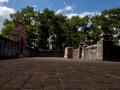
[[96, 32, 113, 60], [96, 40, 113, 60], [64, 47, 73, 58]]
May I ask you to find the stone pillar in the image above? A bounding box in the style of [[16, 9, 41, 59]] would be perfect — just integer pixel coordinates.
[[78, 41, 84, 58], [64, 47, 73, 58], [96, 32, 113, 61], [81, 38, 90, 58]]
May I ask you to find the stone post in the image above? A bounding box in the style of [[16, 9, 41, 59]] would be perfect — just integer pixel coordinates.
[[81, 38, 90, 58], [78, 41, 84, 58], [64, 47, 73, 58], [96, 31, 113, 61]]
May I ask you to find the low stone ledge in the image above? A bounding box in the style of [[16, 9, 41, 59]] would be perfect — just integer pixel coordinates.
[[85, 44, 97, 50], [0, 35, 17, 43]]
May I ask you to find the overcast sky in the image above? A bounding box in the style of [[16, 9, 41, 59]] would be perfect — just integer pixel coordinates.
[[0, 0, 120, 30]]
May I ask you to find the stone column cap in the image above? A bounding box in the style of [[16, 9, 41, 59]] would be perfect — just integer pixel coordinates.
[[99, 31, 111, 41]]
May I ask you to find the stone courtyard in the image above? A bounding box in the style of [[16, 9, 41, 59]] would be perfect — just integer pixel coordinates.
[[0, 57, 120, 90]]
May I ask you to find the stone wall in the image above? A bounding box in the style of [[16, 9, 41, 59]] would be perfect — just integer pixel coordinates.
[[0, 35, 64, 60], [64, 33, 120, 61], [73, 49, 79, 58], [25, 46, 64, 57], [39, 50, 64, 57], [84, 40, 120, 61], [0, 35, 18, 59], [113, 44, 120, 60], [82, 32, 115, 61], [101, 40, 113, 60], [84, 40, 114, 61], [24, 46, 38, 57], [85, 45, 97, 60]]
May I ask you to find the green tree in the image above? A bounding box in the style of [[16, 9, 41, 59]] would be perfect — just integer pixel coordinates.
[[65, 16, 81, 48], [1, 19, 14, 37], [101, 8, 120, 43], [79, 15, 90, 40], [90, 7, 120, 44], [37, 8, 55, 50], [90, 15, 102, 44], [50, 14, 67, 50], [2, 6, 120, 50]]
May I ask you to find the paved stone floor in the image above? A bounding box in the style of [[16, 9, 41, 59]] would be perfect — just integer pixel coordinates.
[[0, 57, 120, 90]]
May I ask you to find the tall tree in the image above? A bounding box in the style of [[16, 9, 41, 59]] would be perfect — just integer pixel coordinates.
[[1, 20, 14, 37], [65, 16, 81, 48], [1, 6, 120, 50], [90, 7, 120, 44], [76, 15, 90, 45], [101, 8, 120, 43], [49, 14, 67, 50], [36, 8, 55, 50], [90, 15, 102, 44]]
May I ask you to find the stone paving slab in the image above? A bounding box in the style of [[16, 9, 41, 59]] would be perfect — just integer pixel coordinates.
[[0, 57, 120, 90]]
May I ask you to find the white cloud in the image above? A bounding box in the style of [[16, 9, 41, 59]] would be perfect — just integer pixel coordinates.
[[56, 9, 64, 14], [79, 11, 101, 17], [48, 4, 53, 9], [56, 2, 75, 14], [0, 5, 15, 29], [65, 11, 101, 18], [33, 5, 37, 8], [63, 2, 67, 5], [56, 2, 100, 19], [65, 13, 78, 18], [0, 0, 8, 3], [64, 5, 73, 11]]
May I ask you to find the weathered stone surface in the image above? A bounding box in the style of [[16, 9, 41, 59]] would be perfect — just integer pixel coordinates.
[[0, 35, 64, 59], [96, 40, 113, 60], [84, 40, 114, 61], [0, 35, 18, 59], [0, 57, 120, 90], [85, 44, 97, 60], [73, 49, 79, 58]]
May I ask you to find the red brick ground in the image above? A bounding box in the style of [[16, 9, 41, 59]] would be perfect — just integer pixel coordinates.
[[0, 57, 120, 90]]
